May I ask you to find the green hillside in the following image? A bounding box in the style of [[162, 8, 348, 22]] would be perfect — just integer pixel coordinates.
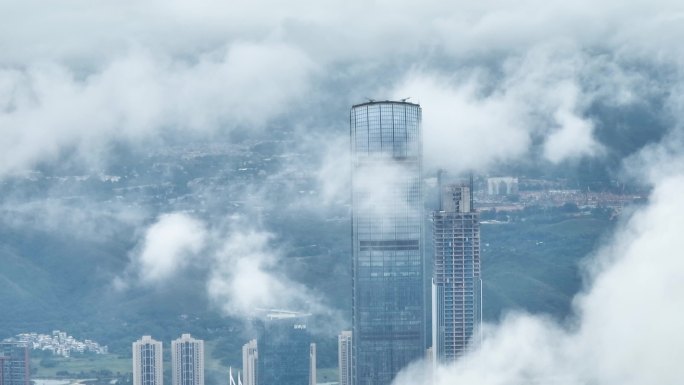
[[0, 141, 619, 377], [482, 212, 615, 320]]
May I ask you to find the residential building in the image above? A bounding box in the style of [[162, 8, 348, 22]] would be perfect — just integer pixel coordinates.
[[133, 336, 163, 385], [0, 343, 29, 385], [171, 334, 204, 385], [337, 331, 352, 385], [487, 177, 518, 196], [432, 183, 482, 361], [242, 340, 258, 385], [350, 100, 425, 385]]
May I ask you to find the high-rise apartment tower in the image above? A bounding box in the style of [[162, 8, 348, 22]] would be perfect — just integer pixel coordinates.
[[133, 336, 163, 385], [337, 331, 352, 385], [242, 340, 258, 385], [350, 100, 425, 385], [0, 343, 29, 385], [432, 183, 481, 361], [171, 334, 204, 385]]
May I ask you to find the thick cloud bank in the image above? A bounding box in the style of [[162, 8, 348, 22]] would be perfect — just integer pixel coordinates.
[[393, 161, 684, 385], [0, 43, 314, 176], [2, 0, 681, 177]]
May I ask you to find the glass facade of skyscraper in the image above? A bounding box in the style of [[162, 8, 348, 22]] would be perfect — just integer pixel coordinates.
[[350, 101, 425, 385], [256, 312, 311, 385], [432, 184, 481, 361]]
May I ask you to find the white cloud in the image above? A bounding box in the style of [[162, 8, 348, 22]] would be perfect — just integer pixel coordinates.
[[393, 75, 530, 172], [120, 213, 334, 321], [391, 45, 607, 172], [1, 0, 681, 178], [207, 227, 321, 316], [314, 134, 351, 206], [133, 213, 206, 284], [0, 42, 315, 177], [543, 82, 603, 163], [393, 160, 684, 385]]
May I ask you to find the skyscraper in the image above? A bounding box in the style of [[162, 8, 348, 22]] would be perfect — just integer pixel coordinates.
[[133, 336, 163, 385], [350, 100, 425, 385], [0, 343, 29, 385], [337, 331, 352, 385], [256, 311, 312, 385], [432, 183, 481, 361], [242, 340, 258, 385], [171, 334, 204, 385]]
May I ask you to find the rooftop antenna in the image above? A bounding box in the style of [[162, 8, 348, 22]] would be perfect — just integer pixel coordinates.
[[437, 169, 444, 211], [469, 171, 474, 212]]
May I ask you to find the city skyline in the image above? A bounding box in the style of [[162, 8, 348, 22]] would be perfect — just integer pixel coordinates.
[[3, 1, 684, 385]]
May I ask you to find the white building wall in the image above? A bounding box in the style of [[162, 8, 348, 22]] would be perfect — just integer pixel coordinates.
[[133, 336, 163, 385], [242, 340, 258, 385], [171, 334, 204, 385]]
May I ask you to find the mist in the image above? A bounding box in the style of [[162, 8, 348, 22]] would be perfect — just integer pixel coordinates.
[[392, 138, 684, 384], [2, 0, 684, 377]]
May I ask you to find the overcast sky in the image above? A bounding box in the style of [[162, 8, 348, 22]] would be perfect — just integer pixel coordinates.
[[2, 0, 684, 175]]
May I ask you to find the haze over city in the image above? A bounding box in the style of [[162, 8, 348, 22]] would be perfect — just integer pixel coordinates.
[[2, 1, 684, 385]]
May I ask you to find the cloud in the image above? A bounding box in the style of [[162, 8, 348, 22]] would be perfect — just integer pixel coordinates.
[[392, 151, 684, 385], [119, 212, 335, 324], [133, 213, 206, 284], [0, 42, 315, 177], [314, 134, 351, 206], [0, 197, 145, 242], [1, 0, 681, 181], [391, 45, 607, 172], [575, 177, 684, 385], [207, 226, 324, 316], [3, 0, 683, 66], [352, 161, 422, 221], [542, 82, 603, 163], [393, 75, 530, 172]]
